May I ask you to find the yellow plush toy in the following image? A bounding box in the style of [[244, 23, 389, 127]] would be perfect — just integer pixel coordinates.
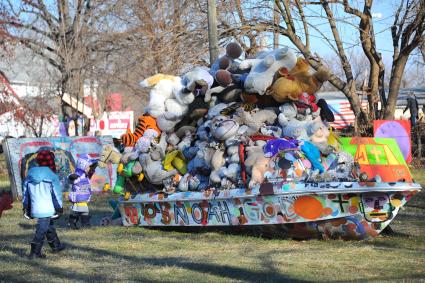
[[140, 74, 180, 87], [267, 58, 330, 103], [327, 127, 342, 152]]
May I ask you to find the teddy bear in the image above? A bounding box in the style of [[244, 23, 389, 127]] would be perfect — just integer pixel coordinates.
[[244, 145, 273, 188], [166, 126, 195, 152], [206, 84, 243, 103], [209, 145, 226, 184], [156, 67, 215, 132], [177, 172, 210, 192], [210, 42, 244, 85], [207, 103, 229, 119], [195, 120, 213, 142], [210, 114, 249, 163], [138, 133, 178, 186], [211, 114, 241, 141], [239, 47, 297, 95], [140, 74, 183, 118], [268, 57, 330, 103], [218, 163, 240, 185], [207, 114, 249, 186], [234, 108, 277, 136], [240, 92, 279, 107], [279, 102, 323, 141], [184, 141, 215, 175], [174, 67, 216, 130], [306, 118, 334, 155], [330, 151, 355, 180]]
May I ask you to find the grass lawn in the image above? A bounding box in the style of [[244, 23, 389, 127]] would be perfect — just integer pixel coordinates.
[[0, 170, 424, 282]]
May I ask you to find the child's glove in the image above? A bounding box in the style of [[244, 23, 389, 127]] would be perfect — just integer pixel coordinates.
[[23, 208, 32, 220], [51, 207, 63, 220], [68, 173, 79, 183]]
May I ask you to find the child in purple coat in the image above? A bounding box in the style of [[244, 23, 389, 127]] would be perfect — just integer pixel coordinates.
[[68, 154, 98, 229]]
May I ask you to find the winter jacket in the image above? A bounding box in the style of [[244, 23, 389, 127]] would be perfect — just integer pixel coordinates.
[[68, 171, 92, 203], [68, 154, 97, 203], [22, 167, 62, 218]]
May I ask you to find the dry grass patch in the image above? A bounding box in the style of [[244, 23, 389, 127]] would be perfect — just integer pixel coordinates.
[[0, 171, 425, 282]]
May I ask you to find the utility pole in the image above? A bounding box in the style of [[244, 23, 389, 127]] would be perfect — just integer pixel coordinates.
[[273, 2, 279, 49], [207, 0, 219, 65]]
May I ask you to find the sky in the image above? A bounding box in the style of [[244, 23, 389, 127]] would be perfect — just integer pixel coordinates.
[[279, 1, 423, 69], [5, 0, 423, 72]]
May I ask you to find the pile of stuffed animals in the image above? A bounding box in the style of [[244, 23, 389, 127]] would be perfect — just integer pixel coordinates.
[[100, 43, 361, 197]]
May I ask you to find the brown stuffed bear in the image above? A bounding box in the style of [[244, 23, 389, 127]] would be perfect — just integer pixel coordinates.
[[267, 58, 330, 103]]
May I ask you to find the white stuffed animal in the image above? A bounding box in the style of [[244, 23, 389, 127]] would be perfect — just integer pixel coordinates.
[[239, 47, 297, 95], [140, 74, 183, 118], [155, 67, 214, 132]]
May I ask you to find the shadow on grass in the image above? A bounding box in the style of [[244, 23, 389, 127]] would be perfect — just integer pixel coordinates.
[[0, 242, 309, 283], [18, 223, 33, 230], [0, 253, 109, 283]]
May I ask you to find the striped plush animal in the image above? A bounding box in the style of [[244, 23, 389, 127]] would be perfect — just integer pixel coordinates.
[[120, 114, 161, 147]]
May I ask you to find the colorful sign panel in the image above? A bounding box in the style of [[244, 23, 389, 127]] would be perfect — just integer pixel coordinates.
[[373, 120, 412, 164], [340, 137, 412, 182], [2, 136, 117, 199], [119, 188, 418, 239]]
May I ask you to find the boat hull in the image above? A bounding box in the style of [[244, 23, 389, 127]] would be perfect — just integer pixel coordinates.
[[118, 182, 421, 240]]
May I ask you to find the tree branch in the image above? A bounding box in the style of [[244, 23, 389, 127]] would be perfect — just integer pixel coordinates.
[[321, 0, 354, 81], [295, 0, 310, 50]]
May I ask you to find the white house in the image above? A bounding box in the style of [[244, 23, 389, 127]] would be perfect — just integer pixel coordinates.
[[0, 46, 97, 141]]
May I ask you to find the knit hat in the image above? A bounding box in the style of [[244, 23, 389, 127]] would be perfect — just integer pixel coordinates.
[[76, 154, 98, 172], [36, 150, 56, 172]]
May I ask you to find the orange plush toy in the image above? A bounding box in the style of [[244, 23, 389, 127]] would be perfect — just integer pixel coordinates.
[[267, 58, 330, 103], [120, 114, 161, 147]]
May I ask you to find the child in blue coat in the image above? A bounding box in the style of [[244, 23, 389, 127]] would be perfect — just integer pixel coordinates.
[[22, 150, 65, 259]]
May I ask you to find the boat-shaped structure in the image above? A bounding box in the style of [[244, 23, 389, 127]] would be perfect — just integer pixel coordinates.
[[119, 181, 421, 240], [118, 137, 422, 240]]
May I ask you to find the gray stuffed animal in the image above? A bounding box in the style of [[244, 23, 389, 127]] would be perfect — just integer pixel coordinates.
[[234, 108, 277, 136], [138, 134, 178, 185]]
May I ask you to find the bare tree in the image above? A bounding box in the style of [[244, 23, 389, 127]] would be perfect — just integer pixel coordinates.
[[385, 0, 425, 119], [91, 0, 211, 117], [1, 0, 122, 135], [219, 0, 425, 125], [0, 70, 54, 137]]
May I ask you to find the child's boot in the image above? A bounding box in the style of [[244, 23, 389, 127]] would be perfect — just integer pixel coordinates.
[[80, 215, 91, 228], [46, 231, 66, 253], [68, 215, 79, 229], [28, 242, 46, 259]]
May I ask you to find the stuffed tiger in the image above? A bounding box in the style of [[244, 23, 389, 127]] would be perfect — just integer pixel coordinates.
[[120, 114, 161, 147]]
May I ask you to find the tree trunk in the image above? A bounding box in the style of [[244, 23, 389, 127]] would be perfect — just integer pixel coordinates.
[[342, 81, 366, 130], [207, 0, 219, 65], [384, 55, 409, 119], [367, 62, 379, 120]]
